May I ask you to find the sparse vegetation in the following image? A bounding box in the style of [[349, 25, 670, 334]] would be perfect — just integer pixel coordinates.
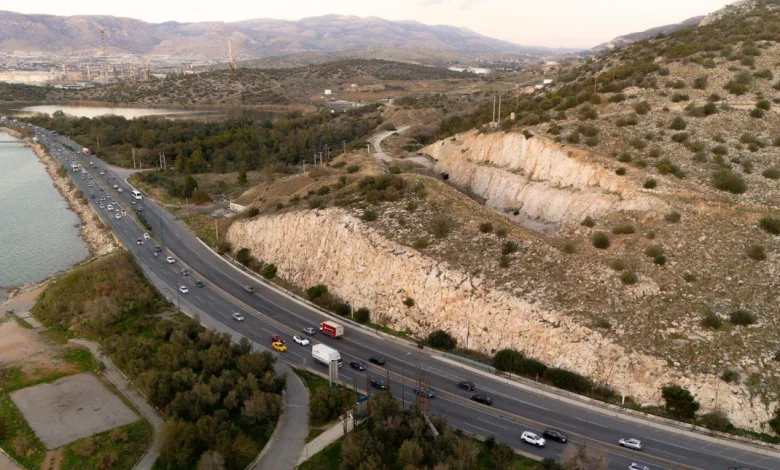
[[592, 232, 610, 249]]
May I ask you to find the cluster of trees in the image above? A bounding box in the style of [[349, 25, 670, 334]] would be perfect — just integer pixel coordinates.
[[30, 251, 284, 469], [24, 106, 382, 172]]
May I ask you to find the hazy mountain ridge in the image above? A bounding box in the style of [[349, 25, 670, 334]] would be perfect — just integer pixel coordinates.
[[0, 11, 524, 58], [590, 15, 704, 53]]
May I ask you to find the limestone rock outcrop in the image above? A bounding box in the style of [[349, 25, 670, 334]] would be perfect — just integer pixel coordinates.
[[422, 130, 664, 226], [227, 208, 772, 431]]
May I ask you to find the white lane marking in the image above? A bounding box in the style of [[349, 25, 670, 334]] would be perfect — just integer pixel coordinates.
[[479, 418, 507, 430], [467, 423, 496, 435], [575, 418, 609, 429]]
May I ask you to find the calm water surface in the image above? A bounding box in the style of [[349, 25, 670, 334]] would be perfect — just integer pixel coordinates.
[[0, 131, 90, 299]]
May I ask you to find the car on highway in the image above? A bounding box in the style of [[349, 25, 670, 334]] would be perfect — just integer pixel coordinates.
[[180, 269, 190, 276], [179, 286, 189, 294], [232, 312, 244, 321], [195, 280, 205, 288], [413, 386, 435, 398], [166, 256, 175, 264], [520, 431, 546, 447], [370, 379, 388, 390], [369, 356, 386, 366], [470, 394, 492, 406], [270, 335, 286, 344], [619, 438, 643, 451], [243, 285, 256, 293], [118, 188, 123, 193], [154, 246, 162, 252], [115, 213, 121, 219], [457, 381, 476, 391], [272, 342, 287, 352], [293, 335, 310, 346], [303, 327, 316, 335], [350, 361, 367, 371], [107, 204, 114, 211], [542, 430, 567, 443], [136, 238, 143, 245], [137, 207, 144, 212], [628, 464, 650, 470], [113, 184, 118, 189], [143, 233, 150, 239]]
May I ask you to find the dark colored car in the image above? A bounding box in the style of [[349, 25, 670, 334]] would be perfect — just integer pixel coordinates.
[[180, 269, 190, 276], [542, 430, 568, 443], [370, 379, 388, 390], [350, 361, 367, 371], [470, 394, 492, 406], [457, 381, 476, 391], [154, 245, 162, 252], [369, 357, 386, 366], [195, 280, 205, 288], [270, 335, 285, 344], [413, 386, 435, 398]]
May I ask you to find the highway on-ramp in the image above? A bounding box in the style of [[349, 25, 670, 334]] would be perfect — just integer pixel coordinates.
[[31, 125, 780, 470]]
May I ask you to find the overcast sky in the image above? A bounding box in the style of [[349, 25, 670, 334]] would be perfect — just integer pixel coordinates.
[[5, 0, 734, 48]]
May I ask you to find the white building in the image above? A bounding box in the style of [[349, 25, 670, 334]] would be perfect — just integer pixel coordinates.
[[324, 89, 332, 96]]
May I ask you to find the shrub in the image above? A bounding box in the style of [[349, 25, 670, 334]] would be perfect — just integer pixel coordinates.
[[664, 211, 681, 223], [413, 237, 429, 249], [261, 264, 277, 279], [609, 93, 626, 103], [594, 318, 612, 329], [306, 284, 328, 300], [615, 167, 626, 176], [217, 240, 232, 255], [585, 136, 600, 147], [361, 209, 378, 222], [479, 222, 493, 233], [618, 152, 632, 163], [620, 271, 638, 285], [644, 178, 657, 189], [430, 215, 453, 238], [662, 385, 699, 419], [712, 145, 728, 156], [354, 307, 370, 324], [670, 117, 687, 130], [566, 132, 581, 144], [730, 310, 756, 325], [235, 248, 252, 266], [693, 76, 708, 89], [581, 216, 595, 228], [634, 101, 651, 115], [493, 349, 524, 372], [592, 232, 610, 249], [346, 165, 360, 174], [608, 259, 626, 271], [646, 230, 656, 240], [746, 245, 766, 261], [501, 241, 520, 255], [683, 272, 697, 283], [427, 330, 457, 349], [578, 105, 598, 121], [671, 132, 689, 143], [629, 137, 647, 150], [756, 99, 771, 111], [402, 297, 415, 307], [759, 216, 780, 235], [762, 167, 780, 180], [771, 409, 780, 435], [671, 93, 689, 102], [712, 169, 747, 194], [543, 368, 592, 394], [612, 224, 635, 235], [645, 245, 664, 257], [657, 159, 682, 177], [616, 115, 639, 127], [654, 255, 667, 265], [247, 207, 260, 217], [702, 311, 722, 329], [648, 148, 661, 158], [499, 255, 510, 268], [406, 201, 417, 212], [495, 226, 508, 238], [721, 369, 740, 384], [750, 108, 764, 119], [699, 410, 732, 432]]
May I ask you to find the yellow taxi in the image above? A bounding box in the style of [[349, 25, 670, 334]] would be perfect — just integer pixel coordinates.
[[272, 341, 287, 352]]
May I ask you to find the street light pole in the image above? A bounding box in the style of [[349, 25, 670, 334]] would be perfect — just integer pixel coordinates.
[[402, 352, 411, 410]]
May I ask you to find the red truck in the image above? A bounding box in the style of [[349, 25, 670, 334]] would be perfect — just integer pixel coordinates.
[[320, 321, 344, 339]]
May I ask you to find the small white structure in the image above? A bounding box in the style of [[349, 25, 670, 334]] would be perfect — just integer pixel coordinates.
[[324, 89, 332, 96], [535, 84, 544, 89], [543, 79, 553, 85]]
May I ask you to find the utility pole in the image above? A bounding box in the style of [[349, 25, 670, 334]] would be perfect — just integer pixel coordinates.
[[132, 147, 136, 169], [367, 144, 370, 155], [497, 94, 502, 126], [492, 95, 496, 124], [215, 219, 219, 245], [96, 136, 100, 151], [343, 140, 346, 154], [402, 352, 411, 410]]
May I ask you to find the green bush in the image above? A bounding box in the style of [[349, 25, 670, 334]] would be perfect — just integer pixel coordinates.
[[702, 311, 722, 329], [581, 216, 595, 228], [712, 169, 747, 194], [769, 408, 780, 435], [620, 271, 638, 285], [361, 209, 378, 222], [354, 308, 370, 324], [493, 349, 524, 372], [699, 410, 732, 433], [664, 211, 681, 223], [543, 368, 592, 394], [306, 284, 328, 300], [746, 245, 766, 261], [615, 167, 626, 176], [730, 310, 756, 326], [429, 215, 453, 239], [495, 227, 508, 237], [712, 145, 728, 156], [759, 216, 780, 235], [427, 330, 457, 350], [413, 237, 429, 249], [402, 297, 415, 308], [346, 165, 360, 174], [669, 117, 688, 130], [501, 241, 520, 255], [654, 255, 667, 266], [750, 108, 765, 119], [634, 101, 651, 115], [756, 99, 771, 111], [608, 259, 626, 271], [612, 224, 635, 235], [578, 105, 598, 121], [662, 385, 699, 420], [645, 245, 664, 257], [721, 369, 740, 384], [762, 167, 780, 180], [261, 264, 277, 280], [585, 136, 600, 147], [479, 222, 493, 233], [592, 232, 610, 249], [236, 248, 252, 266], [644, 178, 657, 189]]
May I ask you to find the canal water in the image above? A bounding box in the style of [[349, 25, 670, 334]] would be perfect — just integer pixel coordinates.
[[0, 131, 90, 299]]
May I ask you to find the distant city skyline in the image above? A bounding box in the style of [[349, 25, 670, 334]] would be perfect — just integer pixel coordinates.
[[7, 0, 734, 48]]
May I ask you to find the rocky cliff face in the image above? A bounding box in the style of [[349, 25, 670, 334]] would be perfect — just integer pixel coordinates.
[[227, 208, 772, 431], [422, 130, 664, 227]]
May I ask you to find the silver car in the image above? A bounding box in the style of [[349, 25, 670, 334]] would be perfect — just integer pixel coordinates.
[[619, 438, 642, 451]]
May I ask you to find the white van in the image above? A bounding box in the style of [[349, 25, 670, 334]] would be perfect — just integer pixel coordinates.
[[131, 190, 142, 200]]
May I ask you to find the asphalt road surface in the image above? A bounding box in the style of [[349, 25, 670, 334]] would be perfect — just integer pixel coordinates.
[[30, 124, 780, 470]]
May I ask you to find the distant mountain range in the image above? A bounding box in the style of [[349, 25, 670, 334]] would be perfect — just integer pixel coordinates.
[[0, 11, 554, 59], [589, 15, 704, 53]]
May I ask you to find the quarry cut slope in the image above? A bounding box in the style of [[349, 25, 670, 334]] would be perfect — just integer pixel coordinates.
[[422, 130, 664, 227], [227, 208, 772, 431]]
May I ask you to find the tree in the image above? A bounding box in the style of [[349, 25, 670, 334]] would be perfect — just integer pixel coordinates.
[[561, 445, 608, 470], [397, 439, 424, 468], [662, 385, 700, 419], [493, 349, 524, 372], [242, 392, 281, 425], [191, 188, 210, 204], [769, 408, 780, 435], [427, 330, 457, 350], [196, 450, 226, 470], [236, 248, 252, 266], [309, 387, 343, 425], [354, 307, 370, 324], [184, 175, 199, 199], [159, 421, 200, 469], [237, 351, 274, 377], [238, 161, 248, 185], [261, 264, 277, 279], [491, 442, 514, 469], [213, 154, 227, 174]]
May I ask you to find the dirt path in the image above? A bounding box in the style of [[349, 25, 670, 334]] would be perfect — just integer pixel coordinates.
[[69, 340, 164, 470]]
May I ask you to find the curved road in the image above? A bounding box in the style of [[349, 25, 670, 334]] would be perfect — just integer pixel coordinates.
[[29, 123, 780, 470]]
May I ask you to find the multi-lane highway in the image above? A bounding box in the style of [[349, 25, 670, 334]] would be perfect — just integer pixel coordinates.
[[29, 123, 780, 470]]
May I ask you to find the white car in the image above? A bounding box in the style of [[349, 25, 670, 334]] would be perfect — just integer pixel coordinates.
[[143, 232, 150, 239], [107, 205, 113, 211], [293, 335, 310, 346], [179, 286, 189, 294], [619, 438, 643, 451], [166, 256, 175, 264], [114, 213, 121, 219], [113, 184, 118, 189], [232, 312, 245, 322], [520, 431, 546, 448], [628, 464, 650, 470], [118, 188, 123, 193]]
